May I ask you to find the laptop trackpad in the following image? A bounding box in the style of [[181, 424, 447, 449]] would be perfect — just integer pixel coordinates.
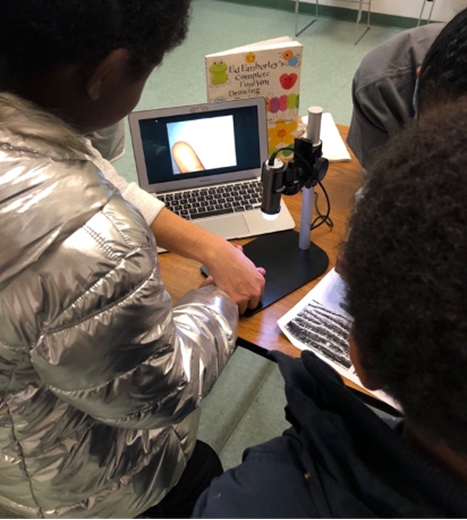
[[195, 214, 249, 239]]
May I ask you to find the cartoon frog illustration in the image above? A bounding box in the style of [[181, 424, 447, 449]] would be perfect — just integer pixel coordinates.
[[209, 60, 229, 86]]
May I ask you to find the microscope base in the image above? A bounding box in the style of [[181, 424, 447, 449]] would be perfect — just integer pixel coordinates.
[[242, 229, 329, 316]]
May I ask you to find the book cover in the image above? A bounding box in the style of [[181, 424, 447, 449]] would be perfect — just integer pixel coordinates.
[[205, 36, 303, 157]]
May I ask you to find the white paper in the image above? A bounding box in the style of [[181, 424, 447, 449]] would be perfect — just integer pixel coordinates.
[[278, 269, 400, 411], [300, 112, 352, 162]]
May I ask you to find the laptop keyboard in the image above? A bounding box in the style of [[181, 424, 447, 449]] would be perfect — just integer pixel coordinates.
[[157, 179, 263, 220]]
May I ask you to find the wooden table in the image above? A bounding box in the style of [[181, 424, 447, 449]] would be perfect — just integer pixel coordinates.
[[159, 124, 367, 393]]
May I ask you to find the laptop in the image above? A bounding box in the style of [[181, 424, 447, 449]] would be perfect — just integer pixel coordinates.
[[128, 97, 295, 245]]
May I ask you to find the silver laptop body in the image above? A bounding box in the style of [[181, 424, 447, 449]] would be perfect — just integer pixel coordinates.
[[128, 97, 295, 242]]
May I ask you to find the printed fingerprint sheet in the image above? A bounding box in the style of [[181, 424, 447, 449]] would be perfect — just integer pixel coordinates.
[[278, 268, 399, 410]]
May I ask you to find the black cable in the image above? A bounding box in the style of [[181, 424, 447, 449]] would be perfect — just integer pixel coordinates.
[[268, 146, 294, 165], [284, 148, 332, 229], [267, 146, 333, 230], [311, 180, 333, 230], [281, 147, 333, 230]]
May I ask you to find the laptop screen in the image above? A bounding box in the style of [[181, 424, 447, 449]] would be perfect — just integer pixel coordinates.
[[129, 98, 267, 193]]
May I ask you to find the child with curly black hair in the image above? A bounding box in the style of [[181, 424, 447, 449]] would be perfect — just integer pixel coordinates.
[[193, 100, 467, 518]]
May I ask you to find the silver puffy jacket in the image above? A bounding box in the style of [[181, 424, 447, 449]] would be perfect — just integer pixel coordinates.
[[0, 93, 238, 518]]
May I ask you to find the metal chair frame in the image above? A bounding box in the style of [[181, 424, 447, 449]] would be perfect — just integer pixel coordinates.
[[417, 0, 435, 26], [295, 0, 318, 37], [295, 0, 372, 45]]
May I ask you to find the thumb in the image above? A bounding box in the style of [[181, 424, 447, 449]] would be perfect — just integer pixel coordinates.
[[199, 275, 215, 288]]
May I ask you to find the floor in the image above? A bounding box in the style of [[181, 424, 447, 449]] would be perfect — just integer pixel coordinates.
[[0, 2, 409, 518]]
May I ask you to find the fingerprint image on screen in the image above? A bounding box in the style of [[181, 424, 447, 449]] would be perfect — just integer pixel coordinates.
[[167, 115, 237, 174]]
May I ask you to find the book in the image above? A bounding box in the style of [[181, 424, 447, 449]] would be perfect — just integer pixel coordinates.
[[277, 268, 401, 412], [205, 36, 303, 157]]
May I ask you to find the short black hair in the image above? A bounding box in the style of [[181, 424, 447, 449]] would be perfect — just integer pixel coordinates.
[[417, 7, 467, 114], [0, 0, 191, 84], [343, 100, 467, 454]]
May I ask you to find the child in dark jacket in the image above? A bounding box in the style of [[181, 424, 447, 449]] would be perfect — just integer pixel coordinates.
[[192, 99, 467, 518]]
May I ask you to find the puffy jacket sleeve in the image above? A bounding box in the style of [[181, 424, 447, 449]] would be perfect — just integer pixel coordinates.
[[29, 192, 238, 430], [87, 140, 165, 227]]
